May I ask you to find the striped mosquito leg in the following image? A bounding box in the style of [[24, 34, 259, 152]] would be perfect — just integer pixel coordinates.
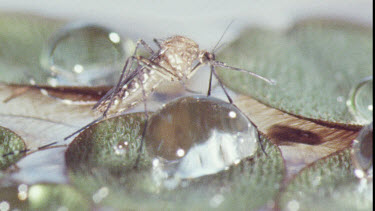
[[207, 66, 213, 96], [211, 65, 233, 104], [64, 115, 105, 140], [212, 61, 276, 85], [2, 141, 67, 158], [210, 63, 268, 155]]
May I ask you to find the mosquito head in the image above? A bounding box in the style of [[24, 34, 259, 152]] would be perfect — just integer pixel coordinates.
[[199, 51, 216, 64]]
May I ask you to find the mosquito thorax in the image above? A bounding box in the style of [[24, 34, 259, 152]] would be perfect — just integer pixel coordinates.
[[158, 36, 200, 77]]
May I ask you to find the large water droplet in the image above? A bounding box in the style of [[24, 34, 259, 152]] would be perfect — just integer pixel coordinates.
[[145, 96, 259, 187], [40, 23, 125, 86], [347, 76, 373, 124], [352, 122, 373, 180]]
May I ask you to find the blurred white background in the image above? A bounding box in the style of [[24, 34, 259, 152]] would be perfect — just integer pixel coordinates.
[[0, 0, 372, 49]]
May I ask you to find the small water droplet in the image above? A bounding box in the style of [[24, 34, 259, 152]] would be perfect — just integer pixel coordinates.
[[152, 158, 160, 168], [146, 96, 259, 187], [29, 79, 36, 86], [354, 169, 366, 179], [47, 77, 58, 87], [287, 199, 300, 211], [336, 96, 344, 103], [17, 184, 28, 193], [113, 141, 129, 155], [92, 186, 109, 203], [311, 176, 321, 186], [347, 76, 373, 124], [17, 184, 28, 201], [352, 122, 373, 180], [40, 23, 125, 86], [209, 194, 225, 208], [108, 32, 121, 44], [0, 201, 10, 211]]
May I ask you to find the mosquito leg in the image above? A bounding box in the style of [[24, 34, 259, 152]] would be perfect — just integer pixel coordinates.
[[178, 80, 201, 94], [212, 61, 276, 85], [120, 40, 152, 82], [211, 65, 233, 104], [72, 40, 154, 138], [137, 39, 154, 54], [211, 63, 267, 155], [153, 38, 163, 48], [257, 133, 268, 156], [101, 57, 135, 117], [100, 39, 155, 117], [134, 73, 149, 168], [211, 63, 268, 156], [2, 141, 67, 158], [207, 67, 213, 96], [64, 115, 104, 140]]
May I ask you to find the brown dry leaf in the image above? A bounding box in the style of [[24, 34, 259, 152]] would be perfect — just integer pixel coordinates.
[[0, 85, 98, 147], [234, 95, 360, 180]]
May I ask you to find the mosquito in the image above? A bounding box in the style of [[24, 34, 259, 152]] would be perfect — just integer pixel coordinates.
[[2, 31, 275, 164]]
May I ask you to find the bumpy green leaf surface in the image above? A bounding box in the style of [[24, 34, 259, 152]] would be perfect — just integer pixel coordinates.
[[65, 112, 284, 210], [0, 184, 90, 211], [217, 20, 373, 125], [0, 126, 25, 170], [0, 14, 64, 84], [280, 149, 373, 211]]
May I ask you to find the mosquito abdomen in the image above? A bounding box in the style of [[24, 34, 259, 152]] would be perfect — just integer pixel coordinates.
[[95, 70, 166, 115]]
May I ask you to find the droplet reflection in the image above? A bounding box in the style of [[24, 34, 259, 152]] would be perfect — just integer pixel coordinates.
[[146, 96, 259, 187], [351, 122, 373, 180], [347, 76, 373, 124], [40, 23, 125, 86], [17, 184, 28, 201]]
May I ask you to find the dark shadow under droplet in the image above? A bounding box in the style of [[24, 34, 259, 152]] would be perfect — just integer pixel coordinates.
[[268, 125, 322, 145]]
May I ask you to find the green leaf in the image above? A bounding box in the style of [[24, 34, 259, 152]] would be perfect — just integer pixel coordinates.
[[0, 184, 90, 211], [65, 106, 284, 210], [279, 149, 373, 211], [217, 19, 372, 125], [0, 126, 26, 170], [0, 14, 64, 84]]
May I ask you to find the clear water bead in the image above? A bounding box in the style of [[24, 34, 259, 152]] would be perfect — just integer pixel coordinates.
[[145, 96, 259, 184], [40, 23, 125, 86], [351, 122, 373, 180], [347, 76, 373, 124]]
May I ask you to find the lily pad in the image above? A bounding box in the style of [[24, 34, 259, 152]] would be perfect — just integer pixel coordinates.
[[0, 183, 90, 210], [65, 97, 284, 210], [279, 149, 373, 211], [0, 14, 64, 85], [0, 126, 26, 170], [217, 19, 372, 125]]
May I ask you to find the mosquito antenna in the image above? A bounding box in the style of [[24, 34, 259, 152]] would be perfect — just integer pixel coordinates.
[[213, 42, 228, 54], [212, 20, 235, 53]]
